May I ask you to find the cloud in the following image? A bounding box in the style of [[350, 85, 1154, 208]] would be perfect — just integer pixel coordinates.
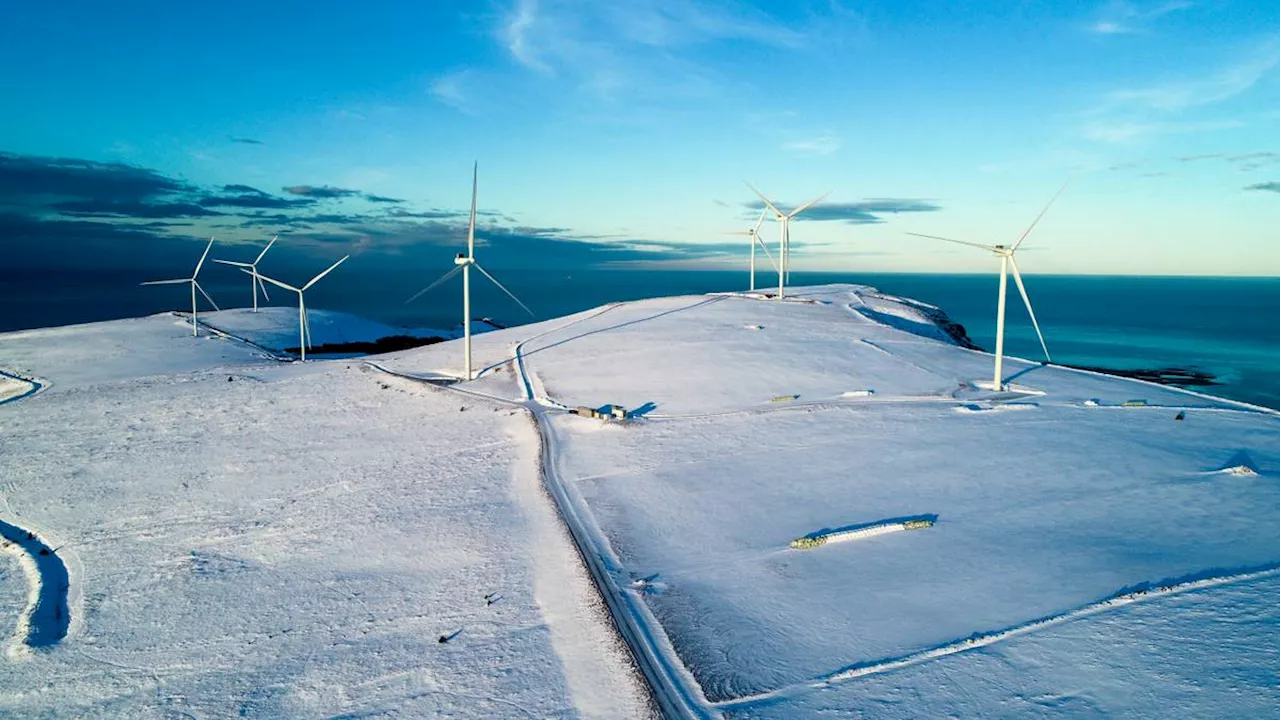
[[1082, 118, 1244, 143], [783, 133, 842, 156], [745, 198, 942, 224], [0, 150, 741, 274], [492, 0, 824, 106], [51, 199, 222, 219], [199, 192, 316, 210], [1104, 39, 1280, 112], [503, 0, 550, 73], [430, 70, 474, 112], [1088, 1, 1192, 35], [283, 185, 362, 199], [1245, 181, 1280, 193], [0, 151, 191, 204], [229, 136, 264, 145]]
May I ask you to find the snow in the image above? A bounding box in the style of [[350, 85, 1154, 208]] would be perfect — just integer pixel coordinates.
[[0, 314, 646, 717], [3, 283, 1278, 718], [379, 283, 1280, 716]]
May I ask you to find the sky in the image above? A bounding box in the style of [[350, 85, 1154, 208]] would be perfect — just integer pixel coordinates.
[[2, 0, 1279, 276]]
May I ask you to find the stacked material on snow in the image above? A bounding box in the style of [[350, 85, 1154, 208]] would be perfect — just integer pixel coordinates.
[[790, 517, 935, 550]]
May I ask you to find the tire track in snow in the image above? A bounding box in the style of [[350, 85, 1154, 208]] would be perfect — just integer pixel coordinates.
[[0, 520, 71, 657], [715, 562, 1280, 712]]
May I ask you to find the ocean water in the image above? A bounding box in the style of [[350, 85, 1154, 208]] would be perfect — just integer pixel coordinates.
[[3, 268, 1278, 410]]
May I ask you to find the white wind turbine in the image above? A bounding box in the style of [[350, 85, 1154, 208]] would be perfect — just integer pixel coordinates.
[[906, 183, 1067, 391], [213, 235, 277, 312], [141, 237, 219, 337], [745, 182, 830, 299], [405, 163, 533, 381], [253, 255, 350, 361], [731, 209, 777, 292]]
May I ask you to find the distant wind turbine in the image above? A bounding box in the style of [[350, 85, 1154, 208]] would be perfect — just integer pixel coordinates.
[[213, 235, 277, 312], [745, 183, 830, 299], [906, 182, 1067, 391], [730, 209, 776, 293], [253, 255, 350, 361], [141, 237, 219, 337], [405, 163, 533, 381]]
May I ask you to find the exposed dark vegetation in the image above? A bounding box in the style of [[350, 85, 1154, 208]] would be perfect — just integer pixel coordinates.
[[285, 334, 445, 356], [1068, 365, 1218, 387]]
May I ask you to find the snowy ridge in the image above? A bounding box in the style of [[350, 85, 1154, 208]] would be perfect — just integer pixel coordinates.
[[717, 562, 1280, 712]]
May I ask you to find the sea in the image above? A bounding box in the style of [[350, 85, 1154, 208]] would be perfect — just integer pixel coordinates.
[[3, 268, 1278, 411]]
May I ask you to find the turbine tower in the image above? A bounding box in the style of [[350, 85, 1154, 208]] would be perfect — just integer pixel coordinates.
[[213, 235, 277, 312], [254, 255, 349, 361], [907, 183, 1067, 391], [141, 237, 219, 337], [745, 183, 829, 299], [405, 163, 533, 381]]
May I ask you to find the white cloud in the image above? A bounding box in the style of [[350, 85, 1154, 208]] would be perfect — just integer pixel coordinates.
[[1082, 118, 1245, 143], [1088, 1, 1192, 36], [1105, 41, 1280, 112], [430, 70, 473, 112], [783, 133, 842, 156]]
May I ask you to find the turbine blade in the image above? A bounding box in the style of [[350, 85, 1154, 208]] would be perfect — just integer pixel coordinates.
[[1011, 181, 1069, 251], [255, 235, 278, 264], [303, 298, 313, 348], [194, 280, 220, 311], [193, 237, 215, 278], [302, 255, 349, 291], [744, 181, 784, 219], [906, 232, 1000, 252], [474, 264, 535, 317], [750, 208, 768, 236], [787, 190, 831, 219], [468, 162, 478, 259], [755, 233, 778, 271], [213, 259, 253, 268], [141, 278, 190, 286], [256, 273, 271, 302], [404, 265, 463, 305], [1008, 257, 1051, 362], [252, 269, 300, 293]]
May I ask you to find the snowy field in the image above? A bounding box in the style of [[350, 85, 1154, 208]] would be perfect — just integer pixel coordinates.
[[3, 284, 1278, 718], [0, 313, 646, 718]]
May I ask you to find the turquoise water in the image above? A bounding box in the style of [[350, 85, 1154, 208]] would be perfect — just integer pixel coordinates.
[[3, 268, 1277, 410]]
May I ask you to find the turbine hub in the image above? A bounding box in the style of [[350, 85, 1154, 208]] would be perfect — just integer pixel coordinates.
[[454, 254, 474, 266]]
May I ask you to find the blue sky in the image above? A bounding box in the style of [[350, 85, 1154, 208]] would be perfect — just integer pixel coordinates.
[[2, 0, 1278, 275]]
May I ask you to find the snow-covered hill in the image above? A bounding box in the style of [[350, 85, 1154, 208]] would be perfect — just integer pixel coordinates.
[[2, 285, 1277, 718]]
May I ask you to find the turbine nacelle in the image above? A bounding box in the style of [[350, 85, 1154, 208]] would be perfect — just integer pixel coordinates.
[[454, 254, 474, 266]]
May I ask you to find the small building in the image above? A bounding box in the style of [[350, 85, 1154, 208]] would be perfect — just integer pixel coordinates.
[[570, 404, 629, 421], [598, 404, 628, 421]]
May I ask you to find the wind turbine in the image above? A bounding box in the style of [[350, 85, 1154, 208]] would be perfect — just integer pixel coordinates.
[[745, 183, 830, 299], [141, 237, 219, 337], [253, 255, 349, 361], [906, 183, 1067, 391], [730, 209, 776, 292], [213, 235, 277, 312], [405, 163, 533, 381]]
